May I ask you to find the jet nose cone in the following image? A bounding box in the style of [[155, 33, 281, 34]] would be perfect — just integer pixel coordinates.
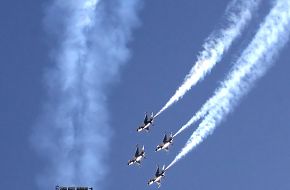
[[155, 146, 161, 152], [128, 160, 133, 165]]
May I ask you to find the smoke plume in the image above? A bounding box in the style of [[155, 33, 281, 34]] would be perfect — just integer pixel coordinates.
[[155, 0, 259, 118], [32, 0, 141, 189], [167, 0, 290, 170]]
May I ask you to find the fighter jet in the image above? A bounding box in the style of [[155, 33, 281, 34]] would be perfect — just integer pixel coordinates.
[[155, 133, 173, 152], [148, 165, 166, 188], [128, 145, 146, 166], [137, 112, 154, 132]]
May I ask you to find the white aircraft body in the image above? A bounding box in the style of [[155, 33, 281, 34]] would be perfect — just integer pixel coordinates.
[[155, 133, 173, 152], [128, 145, 145, 166], [148, 165, 166, 188]]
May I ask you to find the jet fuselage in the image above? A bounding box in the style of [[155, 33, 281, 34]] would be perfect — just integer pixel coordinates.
[[156, 140, 173, 151], [148, 173, 165, 187], [135, 155, 143, 162], [137, 122, 152, 132], [128, 151, 145, 165]]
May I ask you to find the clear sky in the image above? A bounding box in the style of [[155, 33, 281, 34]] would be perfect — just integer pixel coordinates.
[[0, 0, 290, 190]]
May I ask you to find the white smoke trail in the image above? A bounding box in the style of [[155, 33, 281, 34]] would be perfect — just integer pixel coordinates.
[[173, 107, 203, 137], [32, 0, 141, 189], [155, 0, 259, 118], [167, 0, 290, 170]]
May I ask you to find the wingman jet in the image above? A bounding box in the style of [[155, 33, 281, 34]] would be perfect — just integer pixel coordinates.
[[128, 145, 146, 166], [148, 165, 166, 188], [155, 133, 173, 152], [137, 112, 154, 132]]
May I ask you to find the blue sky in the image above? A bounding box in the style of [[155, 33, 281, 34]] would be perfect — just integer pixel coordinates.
[[0, 0, 290, 190]]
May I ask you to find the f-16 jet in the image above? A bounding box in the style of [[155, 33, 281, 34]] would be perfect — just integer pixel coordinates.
[[155, 133, 173, 152], [137, 112, 154, 132], [128, 145, 145, 166], [148, 165, 166, 188]]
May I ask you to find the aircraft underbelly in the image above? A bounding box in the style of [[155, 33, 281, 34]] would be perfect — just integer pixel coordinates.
[[144, 123, 150, 129], [163, 143, 170, 149], [155, 176, 162, 182], [136, 156, 142, 161]]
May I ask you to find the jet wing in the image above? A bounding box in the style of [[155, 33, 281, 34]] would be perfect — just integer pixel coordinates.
[[155, 166, 160, 177], [169, 134, 173, 141], [150, 112, 154, 119], [143, 114, 148, 123], [140, 145, 145, 154], [163, 134, 168, 143], [135, 146, 140, 157]]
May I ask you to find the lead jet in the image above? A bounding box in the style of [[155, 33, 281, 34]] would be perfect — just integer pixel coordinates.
[[148, 165, 166, 188], [137, 112, 154, 132], [155, 133, 173, 152], [128, 145, 146, 166]]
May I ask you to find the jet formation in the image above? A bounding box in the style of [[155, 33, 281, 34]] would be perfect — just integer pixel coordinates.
[[128, 112, 174, 188]]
